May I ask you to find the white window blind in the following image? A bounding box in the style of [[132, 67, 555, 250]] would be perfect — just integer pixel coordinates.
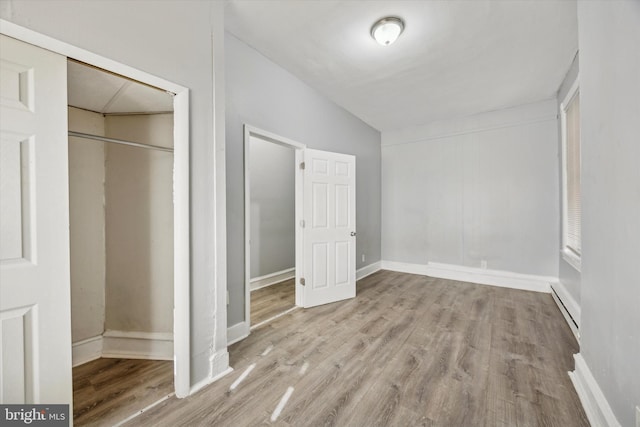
[[564, 91, 581, 256]]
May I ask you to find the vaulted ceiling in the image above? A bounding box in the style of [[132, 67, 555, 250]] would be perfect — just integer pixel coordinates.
[[225, 0, 578, 132]]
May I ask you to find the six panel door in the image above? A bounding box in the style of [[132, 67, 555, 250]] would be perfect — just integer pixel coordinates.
[[301, 148, 356, 308], [0, 35, 72, 405]]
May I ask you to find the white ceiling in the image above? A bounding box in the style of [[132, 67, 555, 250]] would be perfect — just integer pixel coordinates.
[[225, 0, 578, 132], [67, 60, 173, 114]]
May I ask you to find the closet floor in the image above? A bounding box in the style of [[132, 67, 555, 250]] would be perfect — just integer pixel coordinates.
[[250, 278, 296, 326], [73, 358, 173, 426]]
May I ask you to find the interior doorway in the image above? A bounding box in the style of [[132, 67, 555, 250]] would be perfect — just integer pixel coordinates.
[[242, 126, 358, 333], [244, 126, 305, 329]]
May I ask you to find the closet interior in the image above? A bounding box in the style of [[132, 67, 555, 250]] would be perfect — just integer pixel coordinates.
[[67, 60, 175, 425]]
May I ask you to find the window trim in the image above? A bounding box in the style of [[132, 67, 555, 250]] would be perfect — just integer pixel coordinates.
[[560, 76, 581, 272]]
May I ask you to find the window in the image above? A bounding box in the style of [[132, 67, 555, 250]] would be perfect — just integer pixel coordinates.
[[561, 79, 581, 271]]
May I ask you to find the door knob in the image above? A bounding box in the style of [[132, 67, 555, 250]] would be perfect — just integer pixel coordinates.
[[350, 231, 356, 236]]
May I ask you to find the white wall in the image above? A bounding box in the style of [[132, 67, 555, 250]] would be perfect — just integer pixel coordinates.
[[249, 136, 295, 279], [382, 100, 559, 276], [104, 114, 174, 334], [577, 2, 640, 426], [225, 33, 382, 327], [68, 107, 106, 343], [1, 0, 228, 384]]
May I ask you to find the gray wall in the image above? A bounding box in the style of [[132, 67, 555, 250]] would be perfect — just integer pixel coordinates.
[[577, 2, 640, 426], [556, 53, 581, 313], [225, 33, 382, 327], [249, 136, 295, 279], [382, 100, 559, 276], [1, 0, 227, 384]]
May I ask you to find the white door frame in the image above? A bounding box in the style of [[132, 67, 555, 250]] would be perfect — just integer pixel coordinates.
[[243, 125, 305, 330], [0, 19, 191, 398]]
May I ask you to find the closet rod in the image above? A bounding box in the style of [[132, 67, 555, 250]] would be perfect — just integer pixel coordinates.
[[69, 131, 174, 153]]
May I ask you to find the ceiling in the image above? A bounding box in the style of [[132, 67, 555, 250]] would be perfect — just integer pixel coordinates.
[[67, 60, 173, 114], [225, 0, 578, 132]]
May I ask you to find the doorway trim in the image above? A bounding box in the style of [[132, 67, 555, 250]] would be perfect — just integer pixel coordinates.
[[0, 19, 191, 398], [243, 125, 305, 333]]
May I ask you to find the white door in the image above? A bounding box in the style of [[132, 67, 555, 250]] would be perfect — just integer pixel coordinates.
[[0, 35, 72, 404], [301, 148, 356, 308]]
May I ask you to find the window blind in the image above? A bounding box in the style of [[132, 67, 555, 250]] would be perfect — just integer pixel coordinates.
[[565, 91, 581, 255]]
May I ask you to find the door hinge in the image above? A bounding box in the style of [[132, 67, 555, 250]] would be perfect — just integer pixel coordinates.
[[300, 219, 305, 228], [300, 161, 306, 170], [300, 277, 306, 286]]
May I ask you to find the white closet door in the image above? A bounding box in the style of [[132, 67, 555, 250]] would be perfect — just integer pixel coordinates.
[[301, 148, 356, 308], [0, 35, 72, 404]]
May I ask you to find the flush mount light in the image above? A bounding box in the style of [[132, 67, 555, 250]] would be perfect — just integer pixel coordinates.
[[371, 16, 405, 46]]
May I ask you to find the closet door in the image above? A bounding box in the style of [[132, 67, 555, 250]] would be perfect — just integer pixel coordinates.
[[0, 35, 72, 404]]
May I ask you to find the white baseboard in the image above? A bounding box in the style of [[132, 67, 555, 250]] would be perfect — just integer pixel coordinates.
[[381, 260, 555, 293], [72, 335, 103, 367], [190, 366, 233, 396], [569, 353, 622, 427], [550, 286, 580, 342], [550, 281, 581, 327], [227, 321, 250, 346], [204, 349, 231, 390], [356, 261, 382, 280], [101, 330, 173, 361], [381, 260, 430, 276], [189, 349, 232, 396], [250, 267, 295, 291]]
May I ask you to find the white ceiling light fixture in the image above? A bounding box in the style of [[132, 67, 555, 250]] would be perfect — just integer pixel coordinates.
[[371, 16, 405, 46]]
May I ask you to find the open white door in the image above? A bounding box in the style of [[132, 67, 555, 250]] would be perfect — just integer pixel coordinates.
[[0, 35, 72, 404], [301, 148, 356, 308]]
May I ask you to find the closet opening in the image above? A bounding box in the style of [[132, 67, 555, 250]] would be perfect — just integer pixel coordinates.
[[67, 59, 176, 426]]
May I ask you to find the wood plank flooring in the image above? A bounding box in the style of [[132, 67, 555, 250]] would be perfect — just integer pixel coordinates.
[[251, 278, 296, 326], [124, 270, 588, 427], [73, 358, 173, 426]]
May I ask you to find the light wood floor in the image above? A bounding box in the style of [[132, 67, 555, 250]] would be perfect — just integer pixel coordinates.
[[122, 270, 587, 427], [73, 358, 173, 426], [251, 278, 296, 326], [71, 279, 295, 426]]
